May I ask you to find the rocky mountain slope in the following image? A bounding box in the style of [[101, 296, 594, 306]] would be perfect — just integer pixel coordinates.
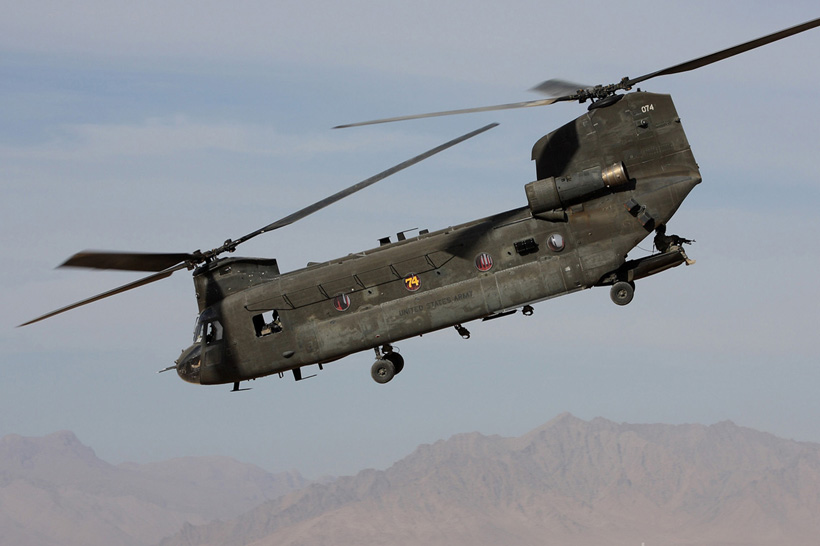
[[4, 415, 819, 546], [160, 413, 820, 546], [0, 431, 308, 546]]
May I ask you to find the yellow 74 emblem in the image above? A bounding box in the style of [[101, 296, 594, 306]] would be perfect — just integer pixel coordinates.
[[404, 274, 421, 291]]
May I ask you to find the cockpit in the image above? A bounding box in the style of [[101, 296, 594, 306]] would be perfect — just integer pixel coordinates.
[[176, 307, 225, 385]]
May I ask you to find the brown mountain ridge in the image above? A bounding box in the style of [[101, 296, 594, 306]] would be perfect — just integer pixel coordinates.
[[160, 413, 820, 546], [0, 430, 309, 546], [3, 415, 819, 546]]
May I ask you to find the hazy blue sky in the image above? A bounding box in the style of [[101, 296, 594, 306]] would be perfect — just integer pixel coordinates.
[[2, 1, 819, 478]]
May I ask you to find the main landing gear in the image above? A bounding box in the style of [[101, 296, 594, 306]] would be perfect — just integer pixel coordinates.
[[604, 246, 694, 307], [371, 344, 404, 384], [610, 281, 635, 306]]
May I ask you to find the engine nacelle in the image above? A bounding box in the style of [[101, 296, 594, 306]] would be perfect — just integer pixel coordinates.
[[525, 162, 629, 215]]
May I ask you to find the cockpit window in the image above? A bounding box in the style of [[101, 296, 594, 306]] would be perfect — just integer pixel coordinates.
[[193, 308, 223, 344], [205, 321, 223, 343], [193, 317, 203, 343]]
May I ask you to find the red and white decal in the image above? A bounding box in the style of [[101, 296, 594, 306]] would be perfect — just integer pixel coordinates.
[[475, 252, 494, 272], [333, 293, 351, 311]]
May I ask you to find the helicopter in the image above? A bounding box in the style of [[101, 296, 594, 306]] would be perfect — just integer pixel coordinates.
[[21, 17, 820, 391]]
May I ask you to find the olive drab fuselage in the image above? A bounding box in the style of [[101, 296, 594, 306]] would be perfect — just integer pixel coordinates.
[[26, 18, 817, 388], [176, 92, 701, 386]]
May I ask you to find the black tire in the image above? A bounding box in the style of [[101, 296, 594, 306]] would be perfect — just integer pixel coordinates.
[[371, 359, 396, 384], [610, 281, 634, 306], [384, 352, 405, 374]]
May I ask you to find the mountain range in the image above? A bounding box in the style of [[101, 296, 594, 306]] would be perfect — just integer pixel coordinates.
[[159, 413, 820, 546], [3, 413, 820, 546], [0, 430, 308, 546]]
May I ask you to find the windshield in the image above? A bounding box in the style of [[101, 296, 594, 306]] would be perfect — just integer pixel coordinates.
[[192, 308, 222, 344]]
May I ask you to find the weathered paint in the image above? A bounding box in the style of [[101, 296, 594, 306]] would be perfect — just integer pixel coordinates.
[[180, 93, 702, 385]]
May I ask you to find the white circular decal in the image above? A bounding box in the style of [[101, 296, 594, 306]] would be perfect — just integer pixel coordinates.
[[547, 233, 565, 252]]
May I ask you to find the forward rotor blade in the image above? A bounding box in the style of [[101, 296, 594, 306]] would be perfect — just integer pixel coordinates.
[[229, 122, 499, 248], [627, 17, 820, 87], [19, 263, 188, 327], [61, 251, 199, 272], [20, 124, 498, 327], [334, 100, 557, 129]]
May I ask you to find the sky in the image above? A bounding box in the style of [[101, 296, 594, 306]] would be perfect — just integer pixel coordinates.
[[2, 1, 819, 479]]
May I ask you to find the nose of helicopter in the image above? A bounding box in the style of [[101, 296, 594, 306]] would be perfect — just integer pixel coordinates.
[[175, 344, 202, 384]]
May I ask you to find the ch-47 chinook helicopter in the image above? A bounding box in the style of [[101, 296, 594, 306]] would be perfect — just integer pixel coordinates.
[[21, 17, 820, 390]]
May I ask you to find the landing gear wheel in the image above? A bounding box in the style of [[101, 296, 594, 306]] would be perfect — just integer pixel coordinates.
[[371, 359, 396, 384], [384, 352, 404, 375], [610, 281, 634, 306]]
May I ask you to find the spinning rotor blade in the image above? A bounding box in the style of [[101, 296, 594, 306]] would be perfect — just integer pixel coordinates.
[[21, 123, 497, 327], [335, 17, 820, 127], [228, 122, 499, 247], [18, 263, 188, 327], [334, 101, 556, 129], [529, 79, 594, 98], [626, 17, 820, 88], [61, 251, 200, 272]]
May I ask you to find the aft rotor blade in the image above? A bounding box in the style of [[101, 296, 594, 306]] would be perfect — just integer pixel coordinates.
[[230, 122, 499, 247], [61, 251, 199, 272], [627, 17, 820, 87], [334, 100, 557, 129], [530, 79, 594, 98], [19, 263, 188, 327]]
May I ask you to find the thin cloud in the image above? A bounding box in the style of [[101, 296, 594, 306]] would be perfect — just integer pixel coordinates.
[[0, 116, 407, 162]]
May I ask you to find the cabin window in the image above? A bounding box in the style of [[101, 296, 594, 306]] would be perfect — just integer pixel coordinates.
[[253, 310, 283, 337]]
